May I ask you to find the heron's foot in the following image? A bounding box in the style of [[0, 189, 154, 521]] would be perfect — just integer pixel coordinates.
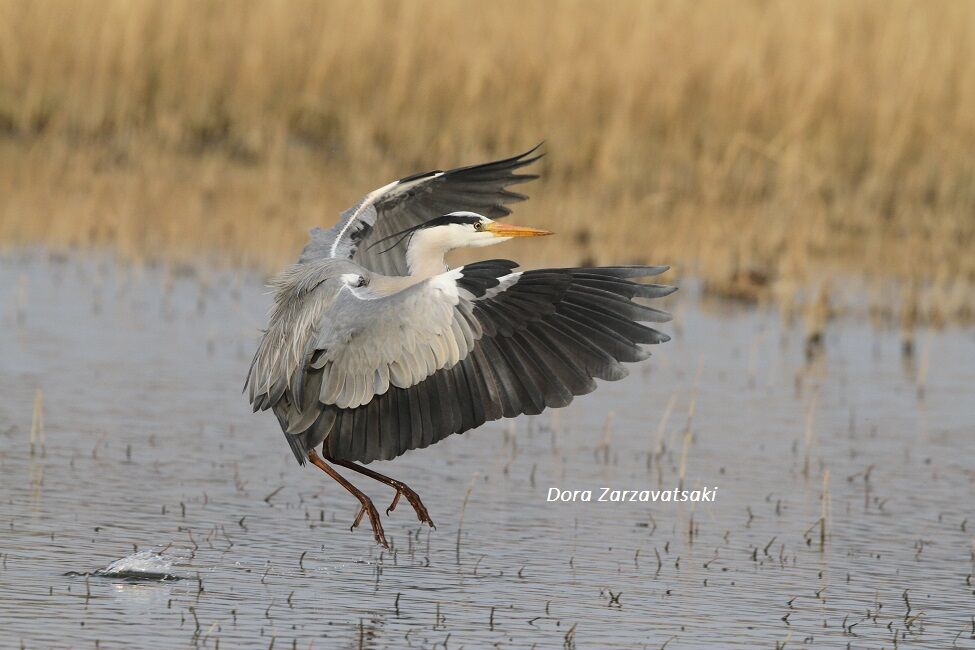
[[307, 449, 390, 549], [351, 496, 389, 549], [386, 483, 436, 529], [320, 452, 435, 531]]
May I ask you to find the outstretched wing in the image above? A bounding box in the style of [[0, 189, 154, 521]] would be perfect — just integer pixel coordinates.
[[298, 145, 542, 275], [275, 261, 675, 464]]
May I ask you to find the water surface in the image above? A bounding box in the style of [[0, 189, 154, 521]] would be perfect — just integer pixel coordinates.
[[1, 252, 974, 648]]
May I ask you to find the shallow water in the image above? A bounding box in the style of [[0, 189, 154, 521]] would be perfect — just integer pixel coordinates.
[[1, 251, 974, 649]]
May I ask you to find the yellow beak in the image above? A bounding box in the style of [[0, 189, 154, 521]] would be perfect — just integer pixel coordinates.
[[485, 222, 554, 238]]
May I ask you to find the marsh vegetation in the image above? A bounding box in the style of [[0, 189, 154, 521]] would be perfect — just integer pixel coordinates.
[[1, 0, 974, 324]]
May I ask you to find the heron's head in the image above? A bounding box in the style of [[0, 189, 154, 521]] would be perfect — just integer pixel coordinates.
[[368, 211, 552, 276], [412, 211, 553, 251]]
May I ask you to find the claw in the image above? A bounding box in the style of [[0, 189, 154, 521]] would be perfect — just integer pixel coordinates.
[[351, 505, 367, 531], [389, 485, 435, 528], [351, 499, 388, 548], [386, 491, 402, 515]]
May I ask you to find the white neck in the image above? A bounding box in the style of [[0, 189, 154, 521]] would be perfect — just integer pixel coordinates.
[[405, 228, 453, 278]]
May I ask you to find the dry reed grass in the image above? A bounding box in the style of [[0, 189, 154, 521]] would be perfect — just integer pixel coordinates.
[[1, 0, 974, 321]]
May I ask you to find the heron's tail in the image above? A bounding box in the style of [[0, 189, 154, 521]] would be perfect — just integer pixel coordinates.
[[284, 432, 308, 465]]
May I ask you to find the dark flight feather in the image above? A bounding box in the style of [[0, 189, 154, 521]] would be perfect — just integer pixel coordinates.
[[302, 264, 672, 464]]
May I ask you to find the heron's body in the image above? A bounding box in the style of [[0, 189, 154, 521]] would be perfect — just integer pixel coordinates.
[[246, 146, 674, 546]]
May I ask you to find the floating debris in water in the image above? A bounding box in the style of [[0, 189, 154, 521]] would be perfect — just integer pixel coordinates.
[[68, 550, 181, 581]]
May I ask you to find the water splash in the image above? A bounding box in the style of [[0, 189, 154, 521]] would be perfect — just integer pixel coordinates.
[[91, 550, 181, 581]]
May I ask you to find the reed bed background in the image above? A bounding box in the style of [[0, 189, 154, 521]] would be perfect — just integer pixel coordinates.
[[1, 0, 974, 322]]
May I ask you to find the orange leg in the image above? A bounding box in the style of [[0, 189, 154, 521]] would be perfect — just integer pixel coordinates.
[[323, 452, 436, 529], [307, 449, 389, 548]]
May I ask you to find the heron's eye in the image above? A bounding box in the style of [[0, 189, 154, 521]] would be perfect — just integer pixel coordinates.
[[473, 222, 483, 231], [356, 276, 368, 288]]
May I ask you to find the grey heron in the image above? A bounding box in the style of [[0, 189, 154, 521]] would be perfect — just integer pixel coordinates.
[[246, 145, 675, 547]]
